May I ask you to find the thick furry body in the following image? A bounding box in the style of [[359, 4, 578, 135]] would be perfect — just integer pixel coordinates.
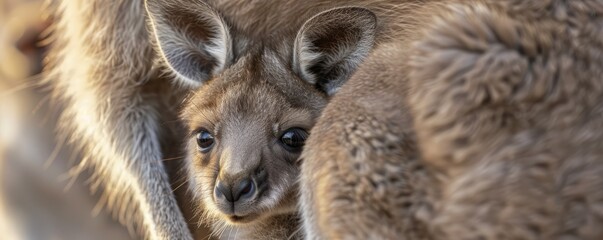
[[301, 0, 603, 239]]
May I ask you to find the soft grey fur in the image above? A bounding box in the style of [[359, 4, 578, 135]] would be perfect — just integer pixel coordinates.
[[44, 0, 191, 239]]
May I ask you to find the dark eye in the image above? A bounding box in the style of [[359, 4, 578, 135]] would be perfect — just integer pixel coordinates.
[[196, 130, 214, 152], [279, 128, 308, 152]]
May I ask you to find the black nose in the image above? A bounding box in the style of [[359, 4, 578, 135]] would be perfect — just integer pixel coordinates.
[[215, 178, 255, 203]]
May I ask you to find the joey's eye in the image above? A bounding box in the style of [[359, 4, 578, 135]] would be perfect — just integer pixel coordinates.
[[279, 128, 308, 152], [196, 130, 214, 152]]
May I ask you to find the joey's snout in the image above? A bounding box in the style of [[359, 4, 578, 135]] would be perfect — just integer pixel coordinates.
[[215, 178, 254, 203], [213, 167, 268, 218]]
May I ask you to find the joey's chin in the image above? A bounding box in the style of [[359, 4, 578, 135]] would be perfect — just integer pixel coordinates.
[[210, 191, 294, 225], [210, 190, 270, 225], [212, 202, 264, 225], [226, 213, 260, 224]]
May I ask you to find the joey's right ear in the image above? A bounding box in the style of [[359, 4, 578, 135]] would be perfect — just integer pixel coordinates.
[[145, 0, 233, 87], [293, 7, 377, 95]]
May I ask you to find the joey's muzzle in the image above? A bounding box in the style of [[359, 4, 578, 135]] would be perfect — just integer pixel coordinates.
[[213, 167, 268, 217], [215, 177, 255, 203]]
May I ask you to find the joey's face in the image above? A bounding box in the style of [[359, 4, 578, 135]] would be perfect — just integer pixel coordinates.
[[146, 0, 376, 227], [182, 52, 327, 224]]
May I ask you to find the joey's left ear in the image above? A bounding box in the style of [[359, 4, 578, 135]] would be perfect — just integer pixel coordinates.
[[293, 7, 377, 95], [145, 0, 233, 88]]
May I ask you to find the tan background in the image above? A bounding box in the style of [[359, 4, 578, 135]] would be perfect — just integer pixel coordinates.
[[0, 1, 133, 239]]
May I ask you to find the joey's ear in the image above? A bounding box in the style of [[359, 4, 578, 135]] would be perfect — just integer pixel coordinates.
[[293, 7, 377, 95], [145, 0, 233, 87]]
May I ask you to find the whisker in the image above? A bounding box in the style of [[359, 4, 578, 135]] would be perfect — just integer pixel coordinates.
[[218, 223, 229, 240], [234, 226, 240, 240], [172, 178, 189, 193], [227, 226, 235, 240], [162, 155, 185, 162], [288, 224, 303, 240]]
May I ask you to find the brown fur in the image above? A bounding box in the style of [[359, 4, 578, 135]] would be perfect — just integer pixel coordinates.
[[45, 0, 388, 238], [301, 0, 603, 239], [299, 2, 444, 238], [46, 0, 603, 239]]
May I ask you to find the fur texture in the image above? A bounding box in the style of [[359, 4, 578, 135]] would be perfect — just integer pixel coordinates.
[[43, 0, 192, 239], [44, 0, 400, 239], [301, 0, 603, 239], [47, 0, 603, 239]]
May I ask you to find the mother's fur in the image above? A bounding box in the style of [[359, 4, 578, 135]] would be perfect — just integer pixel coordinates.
[[301, 0, 603, 239]]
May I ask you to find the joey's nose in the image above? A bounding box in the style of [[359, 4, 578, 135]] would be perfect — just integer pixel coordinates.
[[215, 178, 255, 203]]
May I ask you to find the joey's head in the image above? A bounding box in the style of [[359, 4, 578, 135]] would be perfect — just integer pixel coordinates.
[[146, 0, 376, 226]]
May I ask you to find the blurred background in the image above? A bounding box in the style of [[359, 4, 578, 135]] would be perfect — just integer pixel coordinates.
[[0, 0, 133, 239]]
